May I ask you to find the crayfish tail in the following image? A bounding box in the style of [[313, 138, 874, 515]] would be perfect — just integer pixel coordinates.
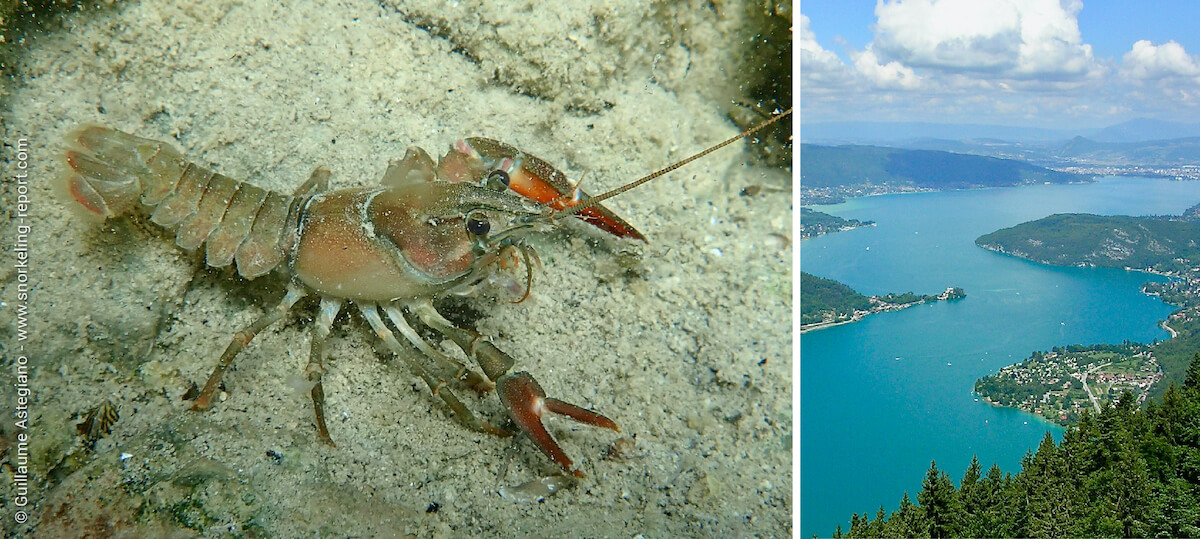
[[62, 149, 142, 219], [62, 125, 188, 218], [61, 125, 293, 279]]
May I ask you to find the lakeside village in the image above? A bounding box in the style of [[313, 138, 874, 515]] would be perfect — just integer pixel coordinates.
[[1055, 163, 1200, 181], [973, 268, 1200, 427], [798, 207, 874, 239], [800, 287, 967, 333], [801, 164, 1200, 205], [974, 344, 1163, 426]]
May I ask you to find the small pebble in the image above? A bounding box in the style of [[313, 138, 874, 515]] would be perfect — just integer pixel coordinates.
[[498, 475, 572, 503]]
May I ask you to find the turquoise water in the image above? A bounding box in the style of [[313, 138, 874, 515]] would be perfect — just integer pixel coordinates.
[[800, 177, 1200, 537]]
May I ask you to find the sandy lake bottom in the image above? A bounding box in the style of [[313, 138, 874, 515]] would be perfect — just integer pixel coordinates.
[[0, 1, 791, 536]]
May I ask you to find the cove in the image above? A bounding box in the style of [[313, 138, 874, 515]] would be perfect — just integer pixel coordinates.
[[799, 177, 1200, 537]]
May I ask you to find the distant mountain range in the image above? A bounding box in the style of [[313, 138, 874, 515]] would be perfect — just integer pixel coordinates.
[[1056, 136, 1200, 165], [801, 121, 1076, 143], [801, 144, 1087, 190], [802, 118, 1200, 166], [1089, 118, 1200, 143], [803, 118, 1200, 144]]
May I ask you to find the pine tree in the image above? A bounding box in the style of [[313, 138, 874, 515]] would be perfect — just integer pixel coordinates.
[[1156, 477, 1200, 537], [958, 456, 993, 538], [847, 350, 1200, 538], [979, 464, 1017, 538], [872, 506, 887, 536], [1184, 352, 1200, 390], [883, 491, 930, 538], [960, 455, 982, 494], [918, 461, 963, 538], [1008, 450, 1035, 536], [1075, 392, 1154, 538], [846, 505, 890, 538], [1020, 432, 1080, 537], [1160, 364, 1200, 536]]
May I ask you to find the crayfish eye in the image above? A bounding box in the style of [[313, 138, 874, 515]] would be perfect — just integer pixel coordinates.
[[466, 215, 491, 236], [486, 169, 510, 190]]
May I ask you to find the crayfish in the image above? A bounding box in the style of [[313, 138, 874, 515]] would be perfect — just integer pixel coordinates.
[[61, 108, 791, 477]]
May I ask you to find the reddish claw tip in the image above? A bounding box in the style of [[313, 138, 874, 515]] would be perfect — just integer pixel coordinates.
[[497, 372, 618, 477], [544, 398, 620, 432]]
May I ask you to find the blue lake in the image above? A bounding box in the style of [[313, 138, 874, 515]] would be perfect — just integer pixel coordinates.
[[799, 177, 1200, 537]]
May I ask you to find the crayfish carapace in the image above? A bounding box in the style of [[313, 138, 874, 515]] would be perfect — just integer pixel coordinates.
[[61, 107, 791, 477]]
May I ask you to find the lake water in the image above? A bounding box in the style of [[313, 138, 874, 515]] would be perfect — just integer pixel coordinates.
[[799, 177, 1200, 537]]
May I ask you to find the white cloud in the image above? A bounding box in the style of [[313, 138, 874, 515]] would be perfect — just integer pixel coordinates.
[[1116, 40, 1200, 109], [799, 14, 857, 91], [800, 4, 1200, 125], [801, 14, 921, 93], [871, 0, 1101, 82], [1120, 40, 1200, 81], [852, 46, 921, 89]]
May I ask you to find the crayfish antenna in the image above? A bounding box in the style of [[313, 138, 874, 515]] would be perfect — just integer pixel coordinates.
[[557, 106, 793, 218]]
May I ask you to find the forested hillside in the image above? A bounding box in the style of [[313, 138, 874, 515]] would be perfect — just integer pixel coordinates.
[[800, 272, 871, 325], [801, 273, 964, 330], [976, 213, 1200, 273], [800, 144, 1085, 189], [1057, 136, 1200, 165], [837, 356, 1200, 538], [799, 208, 874, 239]]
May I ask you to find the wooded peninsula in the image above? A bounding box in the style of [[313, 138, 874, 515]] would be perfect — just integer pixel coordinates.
[[800, 272, 965, 332]]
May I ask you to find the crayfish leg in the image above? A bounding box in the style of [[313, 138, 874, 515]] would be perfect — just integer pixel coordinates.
[[408, 301, 617, 475], [191, 284, 307, 411], [381, 304, 493, 395], [305, 297, 343, 446], [409, 300, 514, 382], [358, 303, 509, 437]]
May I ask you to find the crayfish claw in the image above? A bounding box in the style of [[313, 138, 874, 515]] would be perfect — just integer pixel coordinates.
[[544, 398, 619, 432], [497, 371, 618, 477]]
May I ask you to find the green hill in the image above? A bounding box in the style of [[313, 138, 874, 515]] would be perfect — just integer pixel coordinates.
[[801, 273, 964, 329], [1058, 136, 1200, 165], [975, 213, 1200, 273], [801, 144, 1086, 189], [800, 208, 874, 238], [800, 272, 871, 325]]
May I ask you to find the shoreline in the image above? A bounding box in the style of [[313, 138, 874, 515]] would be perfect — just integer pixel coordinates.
[[977, 394, 1071, 429], [799, 317, 862, 334], [802, 177, 1098, 208], [969, 253, 1184, 426], [801, 287, 964, 334], [978, 245, 1190, 335]]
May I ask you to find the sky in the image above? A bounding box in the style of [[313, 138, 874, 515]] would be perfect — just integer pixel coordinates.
[[800, 0, 1200, 128]]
